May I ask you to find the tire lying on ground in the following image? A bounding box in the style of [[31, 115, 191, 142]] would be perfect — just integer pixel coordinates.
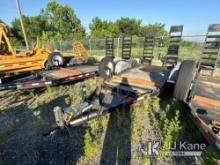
[[69, 57, 84, 66], [174, 60, 197, 102], [99, 56, 115, 80], [47, 52, 64, 68], [87, 57, 96, 65]]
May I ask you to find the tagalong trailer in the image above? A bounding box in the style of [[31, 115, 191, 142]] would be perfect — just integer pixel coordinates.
[[45, 25, 186, 134], [173, 24, 220, 150]]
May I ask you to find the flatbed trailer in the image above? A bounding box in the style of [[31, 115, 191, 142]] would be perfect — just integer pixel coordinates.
[[189, 75, 220, 150], [48, 61, 178, 134], [47, 24, 220, 152], [45, 25, 185, 134], [0, 64, 98, 91], [173, 24, 220, 150]]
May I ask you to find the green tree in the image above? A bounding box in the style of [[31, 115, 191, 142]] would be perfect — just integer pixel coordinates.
[[41, 0, 85, 40], [11, 0, 86, 45], [141, 23, 168, 37], [11, 15, 48, 46], [89, 17, 119, 38], [116, 17, 142, 36]]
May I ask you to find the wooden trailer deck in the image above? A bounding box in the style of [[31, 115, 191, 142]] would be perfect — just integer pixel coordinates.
[[189, 75, 220, 149], [105, 64, 171, 90], [191, 75, 220, 119]]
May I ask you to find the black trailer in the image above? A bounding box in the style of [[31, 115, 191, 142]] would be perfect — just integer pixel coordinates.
[[0, 64, 98, 91], [173, 24, 220, 150], [47, 25, 185, 133], [48, 24, 220, 152]]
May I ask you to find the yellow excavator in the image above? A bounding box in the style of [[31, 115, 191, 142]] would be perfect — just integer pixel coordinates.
[[0, 20, 93, 75]]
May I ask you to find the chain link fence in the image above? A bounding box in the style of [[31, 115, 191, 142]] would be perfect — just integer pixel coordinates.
[[42, 35, 206, 60], [20, 35, 219, 67]]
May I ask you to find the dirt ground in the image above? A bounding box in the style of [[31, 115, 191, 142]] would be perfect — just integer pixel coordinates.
[[0, 78, 218, 165]]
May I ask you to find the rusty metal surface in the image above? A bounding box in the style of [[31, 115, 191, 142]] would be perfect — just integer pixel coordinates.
[[72, 65, 98, 72], [190, 75, 220, 120], [44, 65, 98, 79], [194, 75, 220, 100], [118, 65, 169, 87]]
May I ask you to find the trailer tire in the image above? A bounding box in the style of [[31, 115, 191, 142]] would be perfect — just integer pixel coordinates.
[[174, 60, 196, 101], [48, 52, 64, 68], [99, 56, 114, 79]]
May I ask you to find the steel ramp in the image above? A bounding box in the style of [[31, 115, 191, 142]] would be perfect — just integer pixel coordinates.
[[142, 29, 155, 64], [122, 36, 132, 60], [163, 25, 183, 66], [199, 24, 220, 75], [106, 37, 114, 57]]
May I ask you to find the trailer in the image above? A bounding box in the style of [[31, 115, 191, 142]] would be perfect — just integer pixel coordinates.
[[45, 25, 185, 134], [0, 64, 98, 91], [173, 24, 220, 150], [46, 24, 220, 152]]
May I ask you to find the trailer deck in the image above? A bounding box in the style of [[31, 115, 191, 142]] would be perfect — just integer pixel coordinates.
[[0, 64, 98, 90], [189, 75, 220, 149], [104, 64, 171, 90]]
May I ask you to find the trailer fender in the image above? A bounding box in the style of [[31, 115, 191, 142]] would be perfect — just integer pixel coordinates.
[[166, 62, 181, 83]]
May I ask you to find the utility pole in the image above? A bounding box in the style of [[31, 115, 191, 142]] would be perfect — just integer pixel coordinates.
[[16, 0, 29, 50]]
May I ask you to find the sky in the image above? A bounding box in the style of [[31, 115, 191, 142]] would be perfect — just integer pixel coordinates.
[[1, 0, 220, 36]]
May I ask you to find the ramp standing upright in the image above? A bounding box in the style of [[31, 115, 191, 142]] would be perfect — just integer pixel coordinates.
[[163, 25, 183, 66], [141, 29, 156, 64], [199, 24, 220, 75], [106, 37, 114, 57], [122, 36, 132, 60]]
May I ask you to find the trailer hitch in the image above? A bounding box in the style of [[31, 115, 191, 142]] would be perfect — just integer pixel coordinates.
[[43, 85, 103, 136]]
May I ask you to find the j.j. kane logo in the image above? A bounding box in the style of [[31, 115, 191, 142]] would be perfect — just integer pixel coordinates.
[[139, 140, 206, 157]]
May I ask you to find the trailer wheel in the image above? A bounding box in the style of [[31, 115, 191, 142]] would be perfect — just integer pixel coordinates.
[[174, 60, 197, 101], [99, 56, 114, 79], [48, 52, 64, 67]]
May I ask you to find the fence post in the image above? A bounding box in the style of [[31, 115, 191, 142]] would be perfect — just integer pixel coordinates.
[[117, 35, 121, 57], [89, 39, 92, 54]]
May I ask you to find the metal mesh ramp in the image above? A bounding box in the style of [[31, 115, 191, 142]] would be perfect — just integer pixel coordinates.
[[142, 29, 155, 64], [106, 37, 114, 57], [199, 24, 220, 75], [163, 25, 183, 66], [122, 36, 132, 60]]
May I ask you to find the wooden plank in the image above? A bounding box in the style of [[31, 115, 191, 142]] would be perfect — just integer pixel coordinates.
[[59, 67, 82, 75], [111, 75, 161, 88], [193, 95, 220, 109]]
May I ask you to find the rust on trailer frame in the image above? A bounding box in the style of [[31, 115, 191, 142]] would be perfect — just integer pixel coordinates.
[[193, 95, 220, 109], [59, 67, 82, 75], [193, 114, 220, 145], [111, 75, 161, 88]]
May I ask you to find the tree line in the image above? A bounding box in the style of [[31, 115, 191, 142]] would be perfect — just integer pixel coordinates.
[[10, 0, 168, 46]]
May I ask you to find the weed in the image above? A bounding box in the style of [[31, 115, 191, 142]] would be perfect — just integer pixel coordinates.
[[83, 130, 100, 161], [142, 155, 150, 165], [152, 97, 160, 112], [201, 145, 220, 165]]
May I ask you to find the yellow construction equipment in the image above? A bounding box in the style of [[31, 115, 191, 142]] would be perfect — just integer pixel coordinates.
[[0, 20, 93, 75], [0, 20, 61, 74], [72, 40, 89, 61]]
